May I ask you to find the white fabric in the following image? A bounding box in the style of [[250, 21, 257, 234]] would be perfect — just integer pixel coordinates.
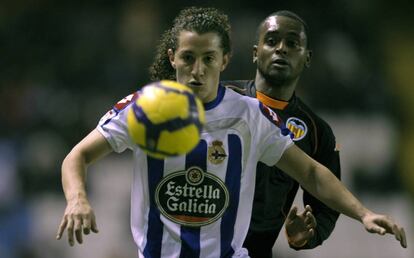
[[97, 87, 293, 258]]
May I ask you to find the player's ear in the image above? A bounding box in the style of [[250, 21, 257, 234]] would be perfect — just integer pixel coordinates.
[[168, 49, 176, 69], [305, 50, 312, 68], [253, 45, 258, 63], [220, 53, 230, 71]]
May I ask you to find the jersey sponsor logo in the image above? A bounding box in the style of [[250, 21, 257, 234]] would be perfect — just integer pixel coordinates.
[[155, 166, 229, 227], [286, 117, 307, 141], [208, 140, 227, 164]]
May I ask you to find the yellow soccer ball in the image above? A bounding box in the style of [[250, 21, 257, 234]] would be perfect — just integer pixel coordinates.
[[127, 80, 205, 159]]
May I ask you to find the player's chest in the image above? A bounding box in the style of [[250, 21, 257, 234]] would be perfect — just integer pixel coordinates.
[[148, 132, 246, 227], [276, 111, 315, 155]]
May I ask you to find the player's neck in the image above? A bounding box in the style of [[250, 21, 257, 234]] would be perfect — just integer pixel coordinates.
[[254, 73, 297, 101]]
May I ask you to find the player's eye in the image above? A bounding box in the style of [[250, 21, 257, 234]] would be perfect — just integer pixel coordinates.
[[286, 39, 300, 48], [265, 36, 278, 46], [204, 56, 215, 64], [181, 54, 194, 64]]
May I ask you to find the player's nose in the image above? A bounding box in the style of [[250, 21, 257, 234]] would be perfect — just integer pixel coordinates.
[[191, 59, 204, 77]]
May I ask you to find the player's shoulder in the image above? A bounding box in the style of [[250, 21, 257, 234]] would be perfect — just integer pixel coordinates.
[[222, 86, 260, 112], [222, 82, 290, 131], [226, 88, 287, 131], [114, 92, 139, 111], [99, 91, 139, 126], [224, 85, 260, 108], [221, 80, 254, 96], [295, 96, 335, 135]]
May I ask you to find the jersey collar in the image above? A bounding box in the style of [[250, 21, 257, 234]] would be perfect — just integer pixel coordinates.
[[204, 84, 225, 111], [256, 91, 289, 110]]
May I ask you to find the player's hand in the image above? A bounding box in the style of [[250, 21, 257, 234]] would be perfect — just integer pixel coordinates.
[[56, 197, 99, 246], [285, 205, 316, 248], [361, 211, 407, 248]]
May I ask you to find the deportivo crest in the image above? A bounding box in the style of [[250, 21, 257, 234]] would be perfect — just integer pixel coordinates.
[[286, 117, 307, 141], [155, 166, 229, 227], [208, 140, 227, 164]]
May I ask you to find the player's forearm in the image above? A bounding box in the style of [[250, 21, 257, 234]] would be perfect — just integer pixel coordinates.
[[61, 147, 89, 202], [304, 163, 369, 222], [278, 146, 370, 221], [61, 129, 113, 202]]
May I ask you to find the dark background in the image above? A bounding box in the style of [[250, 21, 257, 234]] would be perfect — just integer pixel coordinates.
[[1, 1, 413, 257]]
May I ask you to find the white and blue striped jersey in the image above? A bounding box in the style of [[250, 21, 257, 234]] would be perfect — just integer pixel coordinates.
[[97, 85, 293, 258]]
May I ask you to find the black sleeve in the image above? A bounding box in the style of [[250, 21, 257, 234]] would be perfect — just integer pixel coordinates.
[[293, 121, 341, 250]]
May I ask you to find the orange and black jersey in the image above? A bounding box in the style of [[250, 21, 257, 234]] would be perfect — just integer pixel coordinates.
[[223, 80, 341, 250]]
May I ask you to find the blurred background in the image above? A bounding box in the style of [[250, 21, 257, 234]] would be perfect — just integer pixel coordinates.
[[1, 0, 413, 257]]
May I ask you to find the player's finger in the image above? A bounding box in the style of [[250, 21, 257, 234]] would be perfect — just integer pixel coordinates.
[[381, 216, 395, 233], [304, 205, 313, 213], [74, 217, 83, 244], [369, 225, 386, 235], [400, 227, 407, 248], [91, 216, 99, 233], [57, 217, 68, 239], [300, 228, 315, 242], [82, 215, 91, 235], [393, 224, 401, 239], [67, 219, 75, 246], [308, 228, 315, 238], [305, 211, 317, 228], [393, 225, 407, 248], [287, 206, 298, 221], [299, 205, 313, 218]]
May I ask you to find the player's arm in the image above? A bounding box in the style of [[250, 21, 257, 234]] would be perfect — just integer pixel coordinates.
[[56, 129, 113, 246], [276, 144, 407, 248], [288, 127, 341, 249]]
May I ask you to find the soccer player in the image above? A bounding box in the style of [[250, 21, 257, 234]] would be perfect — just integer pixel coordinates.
[[56, 6, 406, 258], [222, 11, 341, 257]]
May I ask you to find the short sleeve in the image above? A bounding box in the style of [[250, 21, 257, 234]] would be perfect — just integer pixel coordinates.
[[259, 129, 294, 166], [255, 102, 294, 166], [97, 93, 138, 153]]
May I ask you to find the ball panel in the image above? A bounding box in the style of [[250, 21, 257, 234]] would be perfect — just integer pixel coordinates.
[[138, 85, 191, 125], [156, 93, 189, 122], [127, 107, 147, 147], [126, 80, 205, 159], [160, 80, 193, 93], [157, 124, 201, 154]]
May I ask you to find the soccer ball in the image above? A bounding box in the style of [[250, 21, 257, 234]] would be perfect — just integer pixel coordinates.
[[127, 80, 205, 159]]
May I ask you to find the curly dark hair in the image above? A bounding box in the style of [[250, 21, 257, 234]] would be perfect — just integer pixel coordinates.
[[149, 7, 232, 81]]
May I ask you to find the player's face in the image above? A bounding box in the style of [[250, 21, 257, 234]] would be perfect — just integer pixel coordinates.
[[168, 31, 229, 103], [254, 15, 311, 85]]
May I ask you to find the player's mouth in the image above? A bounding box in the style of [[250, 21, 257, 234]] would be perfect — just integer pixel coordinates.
[[188, 81, 203, 87], [271, 58, 289, 67]]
